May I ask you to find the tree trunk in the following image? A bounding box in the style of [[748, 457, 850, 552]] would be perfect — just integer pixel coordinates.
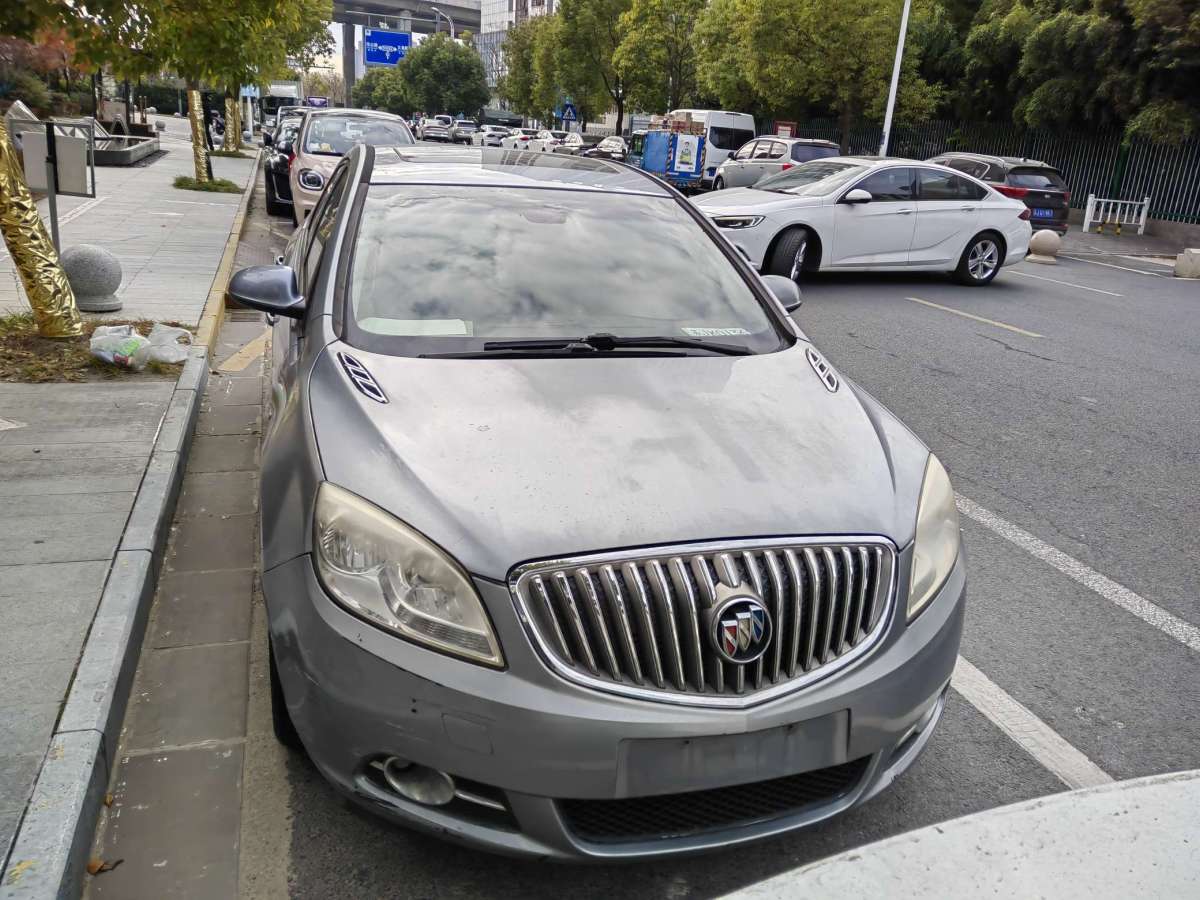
[[186, 84, 211, 182], [0, 118, 82, 337], [838, 106, 852, 154], [615, 96, 625, 137], [224, 92, 241, 152]]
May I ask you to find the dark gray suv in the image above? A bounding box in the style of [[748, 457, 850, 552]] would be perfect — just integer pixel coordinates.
[[227, 145, 966, 860], [930, 152, 1070, 233]]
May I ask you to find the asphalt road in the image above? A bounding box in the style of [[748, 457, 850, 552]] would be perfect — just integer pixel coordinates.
[[228, 228, 1199, 898], [90, 162, 1200, 900]]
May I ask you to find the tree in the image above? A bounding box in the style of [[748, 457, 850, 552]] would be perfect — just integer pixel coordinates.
[[399, 32, 489, 116], [559, 0, 635, 133], [498, 17, 542, 120], [305, 69, 347, 105], [693, 0, 758, 112], [615, 0, 700, 112]]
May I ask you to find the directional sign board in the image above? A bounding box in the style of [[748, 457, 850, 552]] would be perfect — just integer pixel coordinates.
[[363, 28, 412, 67], [561, 102, 577, 124]]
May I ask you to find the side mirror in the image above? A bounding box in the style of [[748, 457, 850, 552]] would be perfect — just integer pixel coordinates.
[[276, 139, 293, 156], [843, 188, 872, 204], [227, 265, 305, 319], [761, 274, 802, 312], [262, 131, 274, 147]]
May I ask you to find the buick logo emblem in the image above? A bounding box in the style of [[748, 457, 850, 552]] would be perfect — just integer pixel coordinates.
[[710, 596, 773, 664]]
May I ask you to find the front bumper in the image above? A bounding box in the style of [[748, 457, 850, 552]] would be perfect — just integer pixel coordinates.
[[265, 548, 965, 860]]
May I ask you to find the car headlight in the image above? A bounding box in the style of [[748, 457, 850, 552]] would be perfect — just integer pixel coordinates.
[[908, 454, 960, 620], [313, 482, 504, 667], [298, 168, 325, 191], [711, 215, 764, 229]]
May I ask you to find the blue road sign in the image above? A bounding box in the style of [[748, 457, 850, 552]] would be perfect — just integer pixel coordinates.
[[561, 102, 578, 123], [364, 29, 412, 67]]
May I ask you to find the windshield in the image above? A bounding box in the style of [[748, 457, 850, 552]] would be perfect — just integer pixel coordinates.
[[456, 121, 476, 129], [756, 160, 866, 195], [708, 127, 755, 151], [347, 186, 784, 356], [304, 116, 414, 155], [551, 131, 568, 139], [1007, 167, 1067, 189]]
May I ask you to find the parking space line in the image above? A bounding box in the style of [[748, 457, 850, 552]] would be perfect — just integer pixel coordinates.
[[905, 297, 1044, 338], [957, 495, 1200, 653], [1009, 269, 1123, 296], [1060, 255, 1164, 277], [218, 330, 270, 372], [952, 656, 1113, 789]]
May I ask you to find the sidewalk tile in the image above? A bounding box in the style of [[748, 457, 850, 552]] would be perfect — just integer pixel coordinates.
[[195, 404, 262, 436], [165, 513, 255, 572], [0, 511, 126, 566], [122, 643, 249, 750], [150, 569, 254, 649], [176, 470, 258, 518], [0, 703, 60, 756], [203, 375, 263, 408], [90, 746, 243, 900], [185, 434, 259, 473]]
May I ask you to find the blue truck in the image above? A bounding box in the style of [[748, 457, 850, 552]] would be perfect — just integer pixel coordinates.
[[634, 130, 707, 192]]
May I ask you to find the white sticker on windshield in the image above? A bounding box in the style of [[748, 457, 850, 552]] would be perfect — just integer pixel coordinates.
[[681, 327, 752, 337]]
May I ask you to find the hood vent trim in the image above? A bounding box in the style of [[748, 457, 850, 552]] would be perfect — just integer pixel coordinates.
[[338, 352, 388, 404], [805, 347, 839, 393]]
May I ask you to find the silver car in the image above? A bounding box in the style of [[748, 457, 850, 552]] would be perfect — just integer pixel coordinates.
[[450, 119, 478, 144], [228, 145, 965, 861], [419, 114, 453, 141], [714, 137, 841, 190], [471, 124, 512, 147]]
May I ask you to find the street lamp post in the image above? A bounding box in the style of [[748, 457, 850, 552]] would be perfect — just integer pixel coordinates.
[[878, 0, 912, 157], [430, 5, 456, 39]]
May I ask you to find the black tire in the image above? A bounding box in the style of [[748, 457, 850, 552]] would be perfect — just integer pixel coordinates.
[[713, 176, 725, 190], [767, 227, 812, 283], [955, 232, 1003, 285], [269, 635, 304, 751], [264, 173, 286, 217]]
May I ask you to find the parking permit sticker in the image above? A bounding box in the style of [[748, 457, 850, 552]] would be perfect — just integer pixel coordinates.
[[682, 327, 751, 337]]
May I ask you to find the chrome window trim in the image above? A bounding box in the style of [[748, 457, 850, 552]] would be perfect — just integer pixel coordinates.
[[508, 534, 898, 709]]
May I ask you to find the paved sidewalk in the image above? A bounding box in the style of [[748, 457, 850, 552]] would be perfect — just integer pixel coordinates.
[[0, 116, 255, 325]]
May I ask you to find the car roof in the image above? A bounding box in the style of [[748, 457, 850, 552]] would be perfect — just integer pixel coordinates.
[[937, 151, 1056, 169], [305, 108, 406, 121], [367, 146, 671, 196]]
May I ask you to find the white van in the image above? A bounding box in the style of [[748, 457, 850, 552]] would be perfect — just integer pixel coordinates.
[[668, 109, 756, 188]]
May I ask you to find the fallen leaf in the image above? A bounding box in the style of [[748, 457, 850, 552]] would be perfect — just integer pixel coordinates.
[[104, 793, 114, 807], [86, 858, 124, 875]]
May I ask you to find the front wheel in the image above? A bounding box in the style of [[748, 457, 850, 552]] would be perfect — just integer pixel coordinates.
[[955, 233, 1002, 285], [767, 227, 812, 283], [713, 176, 725, 191]]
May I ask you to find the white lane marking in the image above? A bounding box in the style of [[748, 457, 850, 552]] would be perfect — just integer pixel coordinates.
[[957, 495, 1200, 653], [1059, 255, 1163, 277], [905, 296, 1044, 338], [952, 656, 1113, 789], [1009, 269, 1123, 296]]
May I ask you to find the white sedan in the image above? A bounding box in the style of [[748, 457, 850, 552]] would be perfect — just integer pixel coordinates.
[[694, 157, 1032, 285]]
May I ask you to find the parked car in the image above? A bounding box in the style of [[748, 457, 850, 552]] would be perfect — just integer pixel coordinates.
[[418, 114, 454, 142], [265, 104, 304, 140], [471, 124, 511, 147], [290, 109, 415, 222], [227, 144, 965, 861], [528, 129, 570, 152], [927, 152, 1071, 233], [582, 135, 628, 162], [450, 119, 478, 144], [668, 108, 756, 188], [549, 132, 593, 155], [263, 119, 301, 218], [695, 157, 1032, 285], [714, 138, 841, 190], [500, 127, 540, 150]]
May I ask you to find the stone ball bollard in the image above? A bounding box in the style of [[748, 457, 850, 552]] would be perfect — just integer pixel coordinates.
[[1175, 248, 1200, 279], [60, 244, 123, 312], [1026, 229, 1062, 265]]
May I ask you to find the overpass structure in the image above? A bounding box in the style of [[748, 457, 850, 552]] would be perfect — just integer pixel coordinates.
[[332, 1, 482, 100]]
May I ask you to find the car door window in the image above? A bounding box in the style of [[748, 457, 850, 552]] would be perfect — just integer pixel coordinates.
[[853, 167, 914, 201], [752, 141, 774, 160], [919, 169, 989, 202], [765, 141, 786, 160], [303, 167, 349, 294], [733, 141, 757, 161]]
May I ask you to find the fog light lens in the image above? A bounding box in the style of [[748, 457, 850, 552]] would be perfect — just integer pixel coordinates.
[[382, 757, 456, 806]]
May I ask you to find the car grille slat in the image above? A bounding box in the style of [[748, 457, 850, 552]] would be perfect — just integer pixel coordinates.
[[512, 538, 895, 706]]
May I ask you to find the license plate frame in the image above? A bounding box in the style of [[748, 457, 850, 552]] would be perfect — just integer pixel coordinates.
[[1032, 207, 1055, 219]]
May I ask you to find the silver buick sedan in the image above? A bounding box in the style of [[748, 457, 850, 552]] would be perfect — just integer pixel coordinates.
[[228, 145, 966, 860]]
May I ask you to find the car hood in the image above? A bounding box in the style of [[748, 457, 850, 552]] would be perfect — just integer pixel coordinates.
[[308, 341, 929, 580], [695, 188, 824, 215], [294, 153, 340, 179]]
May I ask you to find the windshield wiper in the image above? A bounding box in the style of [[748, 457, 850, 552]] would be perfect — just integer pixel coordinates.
[[482, 333, 752, 356]]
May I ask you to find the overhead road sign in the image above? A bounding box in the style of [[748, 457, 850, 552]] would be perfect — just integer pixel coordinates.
[[364, 28, 412, 66]]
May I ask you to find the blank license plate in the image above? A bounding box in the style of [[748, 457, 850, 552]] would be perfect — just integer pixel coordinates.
[[1032, 208, 1055, 219]]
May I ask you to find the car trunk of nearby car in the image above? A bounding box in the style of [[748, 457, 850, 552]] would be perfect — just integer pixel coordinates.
[[993, 167, 1070, 230]]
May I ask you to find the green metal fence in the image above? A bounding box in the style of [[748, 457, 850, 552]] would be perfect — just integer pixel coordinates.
[[784, 118, 1200, 224]]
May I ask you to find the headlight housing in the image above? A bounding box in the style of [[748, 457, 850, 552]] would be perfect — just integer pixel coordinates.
[[908, 454, 960, 620], [298, 168, 325, 191], [313, 483, 504, 667], [711, 215, 764, 230]]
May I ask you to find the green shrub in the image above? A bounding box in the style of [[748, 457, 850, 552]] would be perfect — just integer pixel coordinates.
[[1, 72, 51, 113]]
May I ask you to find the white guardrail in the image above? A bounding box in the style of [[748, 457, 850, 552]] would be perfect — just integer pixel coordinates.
[[1082, 193, 1151, 235]]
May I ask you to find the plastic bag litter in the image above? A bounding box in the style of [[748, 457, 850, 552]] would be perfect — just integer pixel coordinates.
[[89, 324, 192, 370]]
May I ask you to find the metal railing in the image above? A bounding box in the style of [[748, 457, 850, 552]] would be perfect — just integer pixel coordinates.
[[1082, 194, 1151, 235]]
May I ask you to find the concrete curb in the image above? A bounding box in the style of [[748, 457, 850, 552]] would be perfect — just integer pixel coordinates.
[[196, 148, 261, 356], [0, 356, 209, 900]]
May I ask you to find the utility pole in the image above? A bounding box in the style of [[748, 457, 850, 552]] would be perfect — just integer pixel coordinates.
[[430, 6, 456, 38], [878, 0, 912, 157]]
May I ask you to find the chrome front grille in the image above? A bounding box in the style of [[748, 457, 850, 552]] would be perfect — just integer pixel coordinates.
[[510, 538, 896, 707]]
